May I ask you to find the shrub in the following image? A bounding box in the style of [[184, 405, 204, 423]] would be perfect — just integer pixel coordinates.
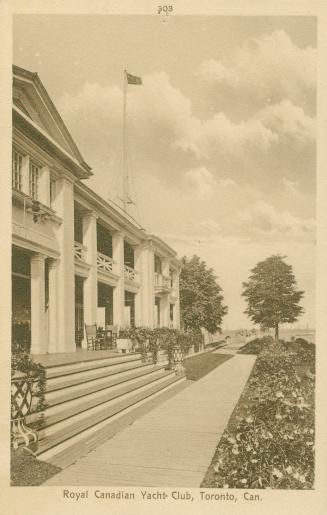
[[238, 336, 274, 355], [121, 326, 203, 365], [203, 341, 315, 489]]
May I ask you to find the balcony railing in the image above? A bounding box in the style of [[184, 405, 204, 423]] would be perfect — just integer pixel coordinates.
[[124, 264, 138, 282], [154, 272, 171, 290], [97, 251, 115, 274], [74, 241, 87, 261]]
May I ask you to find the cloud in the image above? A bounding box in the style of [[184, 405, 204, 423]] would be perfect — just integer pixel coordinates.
[[184, 166, 237, 198], [198, 30, 316, 113], [256, 100, 315, 143], [58, 65, 315, 204], [239, 200, 315, 241], [195, 219, 221, 235], [184, 166, 216, 197]]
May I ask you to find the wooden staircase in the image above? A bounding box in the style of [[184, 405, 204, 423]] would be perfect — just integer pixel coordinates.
[[28, 352, 186, 466]]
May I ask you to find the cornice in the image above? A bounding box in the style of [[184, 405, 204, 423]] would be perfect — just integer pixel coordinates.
[[13, 107, 92, 180]]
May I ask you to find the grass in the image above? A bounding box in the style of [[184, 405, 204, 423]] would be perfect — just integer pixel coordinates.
[[184, 351, 232, 381], [11, 447, 61, 486]]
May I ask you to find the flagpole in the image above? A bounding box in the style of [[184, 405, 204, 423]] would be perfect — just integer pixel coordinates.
[[123, 69, 128, 212]]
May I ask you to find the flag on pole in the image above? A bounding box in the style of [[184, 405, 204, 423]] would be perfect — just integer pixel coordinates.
[[126, 71, 142, 85]]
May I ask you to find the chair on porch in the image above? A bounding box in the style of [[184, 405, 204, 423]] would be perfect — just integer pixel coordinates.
[[102, 325, 118, 350], [84, 324, 104, 351]]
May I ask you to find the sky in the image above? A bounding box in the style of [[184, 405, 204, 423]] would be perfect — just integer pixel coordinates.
[[13, 15, 316, 329]]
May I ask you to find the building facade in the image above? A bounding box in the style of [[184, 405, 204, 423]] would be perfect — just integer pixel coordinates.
[[12, 65, 181, 355]]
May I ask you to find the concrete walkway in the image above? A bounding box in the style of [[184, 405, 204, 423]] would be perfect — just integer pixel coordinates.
[[214, 339, 247, 355], [45, 354, 256, 487]]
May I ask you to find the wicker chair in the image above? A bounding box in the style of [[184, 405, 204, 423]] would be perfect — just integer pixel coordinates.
[[84, 324, 104, 350]]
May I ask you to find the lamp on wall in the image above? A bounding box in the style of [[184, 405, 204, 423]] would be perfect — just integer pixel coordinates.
[[32, 200, 41, 223], [31, 200, 49, 224]]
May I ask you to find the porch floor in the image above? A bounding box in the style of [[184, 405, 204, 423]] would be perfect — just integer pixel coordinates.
[[32, 349, 130, 368]]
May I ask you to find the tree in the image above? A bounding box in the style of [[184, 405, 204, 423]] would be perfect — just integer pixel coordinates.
[[179, 255, 228, 334], [242, 255, 304, 340]]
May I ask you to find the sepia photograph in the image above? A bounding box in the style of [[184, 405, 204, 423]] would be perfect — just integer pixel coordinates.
[[3, 3, 325, 510]]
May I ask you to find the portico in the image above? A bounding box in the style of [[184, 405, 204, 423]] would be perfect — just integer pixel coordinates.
[[11, 64, 181, 357]]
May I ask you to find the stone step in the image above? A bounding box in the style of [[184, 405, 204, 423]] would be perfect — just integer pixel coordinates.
[[36, 373, 185, 460], [36, 368, 172, 438], [45, 359, 153, 393], [47, 379, 190, 470], [44, 363, 165, 408], [45, 353, 142, 379], [46, 356, 144, 388]]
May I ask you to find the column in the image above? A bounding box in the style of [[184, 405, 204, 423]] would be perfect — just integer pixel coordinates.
[[160, 258, 170, 327], [30, 253, 46, 355], [83, 212, 98, 338], [174, 270, 181, 329], [53, 174, 75, 352], [139, 242, 155, 327], [160, 294, 170, 327], [39, 165, 50, 206], [161, 257, 170, 278], [48, 259, 58, 353], [112, 231, 125, 328], [134, 244, 142, 326]]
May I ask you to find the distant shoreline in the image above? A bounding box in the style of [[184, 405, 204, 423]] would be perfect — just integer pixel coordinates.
[[221, 328, 316, 344]]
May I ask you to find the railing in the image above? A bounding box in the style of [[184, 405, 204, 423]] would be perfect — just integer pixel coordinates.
[[97, 251, 115, 273], [74, 241, 87, 261], [154, 272, 171, 289], [124, 264, 138, 282]]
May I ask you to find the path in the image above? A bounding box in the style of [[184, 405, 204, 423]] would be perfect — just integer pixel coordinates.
[[45, 354, 256, 487], [214, 337, 247, 355]]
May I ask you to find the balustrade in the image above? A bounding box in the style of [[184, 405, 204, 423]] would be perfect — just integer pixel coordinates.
[[97, 251, 115, 273], [74, 241, 87, 261], [124, 264, 138, 282], [155, 272, 171, 290]]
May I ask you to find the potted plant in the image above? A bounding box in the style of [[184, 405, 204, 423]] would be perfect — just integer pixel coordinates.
[[116, 327, 134, 353]]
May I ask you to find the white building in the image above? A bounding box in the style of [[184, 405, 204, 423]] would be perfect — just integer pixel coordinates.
[[12, 65, 181, 356]]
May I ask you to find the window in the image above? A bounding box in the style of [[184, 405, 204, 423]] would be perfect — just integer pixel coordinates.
[[97, 222, 113, 257], [29, 161, 39, 200], [155, 297, 160, 327], [124, 291, 135, 327], [170, 304, 174, 322], [154, 255, 162, 274], [169, 269, 174, 288], [124, 240, 134, 268], [12, 150, 23, 191], [50, 177, 56, 208]]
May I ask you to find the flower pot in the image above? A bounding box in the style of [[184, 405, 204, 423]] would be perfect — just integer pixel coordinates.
[[116, 338, 133, 353]]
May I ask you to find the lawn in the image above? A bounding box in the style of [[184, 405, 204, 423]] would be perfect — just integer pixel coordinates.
[[201, 338, 315, 489], [11, 447, 61, 486], [184, 351, 232, 381]]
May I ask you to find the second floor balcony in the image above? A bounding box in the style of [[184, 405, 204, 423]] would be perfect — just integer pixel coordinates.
[[74, 241, 87, 262], [124, 264, 138, 283], [97, 251, 116, 274], [154, 272, 172, 293]]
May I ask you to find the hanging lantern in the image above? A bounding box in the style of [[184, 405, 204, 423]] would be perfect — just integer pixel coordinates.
[[32, 200, 41, 223]]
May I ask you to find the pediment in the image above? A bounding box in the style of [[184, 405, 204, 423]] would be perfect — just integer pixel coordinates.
[[13, 66, 89, 173]]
